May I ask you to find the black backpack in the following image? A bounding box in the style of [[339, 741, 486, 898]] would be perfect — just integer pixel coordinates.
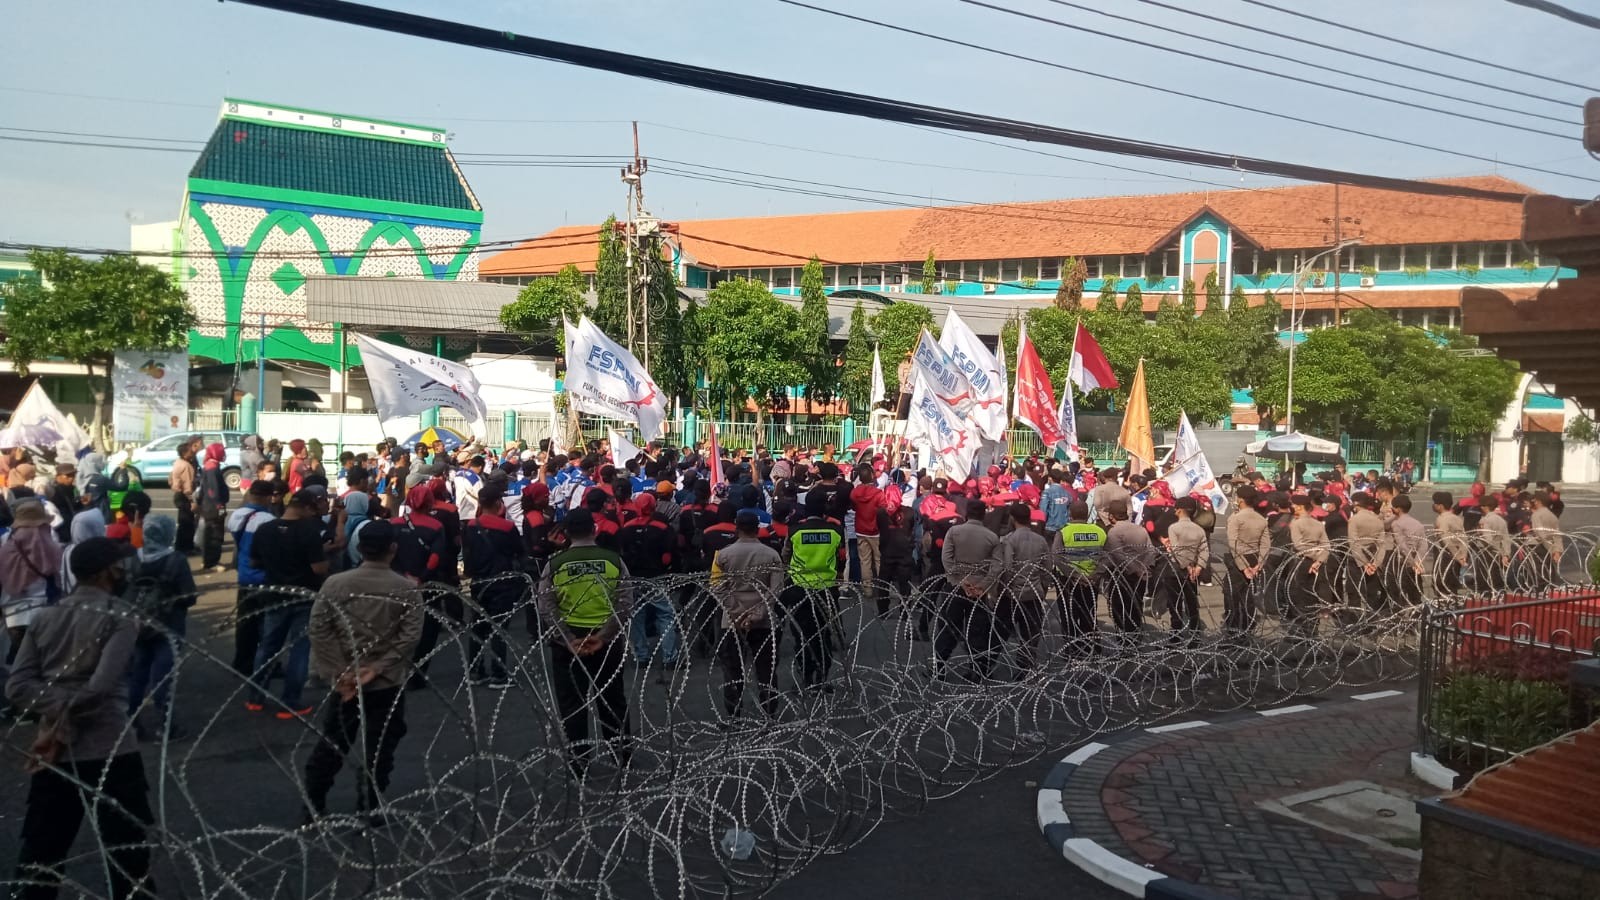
[[124, 554, 189, 638]]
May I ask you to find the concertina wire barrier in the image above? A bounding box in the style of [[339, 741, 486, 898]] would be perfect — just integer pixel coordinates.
[[1, 529, 1596, 899]]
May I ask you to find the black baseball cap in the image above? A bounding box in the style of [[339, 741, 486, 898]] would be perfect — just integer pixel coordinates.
[[356, 519, 397, 554], [70, 536, 135, 579]]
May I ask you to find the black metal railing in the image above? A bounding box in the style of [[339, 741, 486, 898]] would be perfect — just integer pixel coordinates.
[[1419, 587, 1600, 775]]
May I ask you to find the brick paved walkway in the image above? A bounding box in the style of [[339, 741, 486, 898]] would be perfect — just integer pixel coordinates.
[[1058, 692, 1427, 900]]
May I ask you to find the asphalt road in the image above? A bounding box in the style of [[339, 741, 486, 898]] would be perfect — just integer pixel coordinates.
[[105, 487, 1600, 899]]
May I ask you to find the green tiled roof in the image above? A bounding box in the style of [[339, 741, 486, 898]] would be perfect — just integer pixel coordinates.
[[188, 119, 478, 211]]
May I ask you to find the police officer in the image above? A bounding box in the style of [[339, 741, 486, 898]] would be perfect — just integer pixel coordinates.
[[536, 509, 635, 777], [1050, 500, 1105, 654], [780, 491, 844, 691]]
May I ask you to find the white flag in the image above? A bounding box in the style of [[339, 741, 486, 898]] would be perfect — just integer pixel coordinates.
[[608, 428, 643, 468], [353, 334, 488, 432], [938, 308, 1008, 441], [1162, 411, 1227, 509], [564, 315, 666, 441], [908, 375, 978, 482], [911, 329, 977, 418], [1056, 376, 1080, 462], [870, 343, 886, 408], [11, 380, 90, 459]]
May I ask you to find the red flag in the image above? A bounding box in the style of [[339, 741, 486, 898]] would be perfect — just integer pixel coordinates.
[[1069, 321, 1119, 393], [1014, 325, 1065, 448], [706, 422, 724, 492]]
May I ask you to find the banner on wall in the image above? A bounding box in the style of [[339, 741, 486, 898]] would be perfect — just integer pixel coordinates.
[[112, 350, 190, 443]]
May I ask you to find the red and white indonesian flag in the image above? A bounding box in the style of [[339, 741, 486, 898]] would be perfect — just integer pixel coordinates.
[[938, 308, 1008, 441], [1069, 321, 1119, 394], [1013, 323, 1065, 451], [564, 315, 667, 441]]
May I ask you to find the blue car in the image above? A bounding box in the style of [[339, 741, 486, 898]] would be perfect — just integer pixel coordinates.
[[107, 430, 249, 490]]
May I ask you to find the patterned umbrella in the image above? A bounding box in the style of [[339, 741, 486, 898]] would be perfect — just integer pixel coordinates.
[[400, 426, 469, 452]]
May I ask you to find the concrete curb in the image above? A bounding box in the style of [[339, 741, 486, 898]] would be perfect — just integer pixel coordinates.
[[1408, 752, 1460, 792], [1034, 688, 1411, 899]]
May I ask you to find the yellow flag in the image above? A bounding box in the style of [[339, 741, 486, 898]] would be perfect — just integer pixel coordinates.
[[1118, 358, 1156, 472]]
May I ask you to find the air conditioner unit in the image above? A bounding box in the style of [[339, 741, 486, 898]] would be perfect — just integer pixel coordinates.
[[1311, 273, 1327, 287], [1360, 276, 1375, 288], [983, 282, 997, 293]]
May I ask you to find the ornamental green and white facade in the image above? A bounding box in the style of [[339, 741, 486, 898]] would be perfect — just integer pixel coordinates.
[[176, 99, 483, 368]]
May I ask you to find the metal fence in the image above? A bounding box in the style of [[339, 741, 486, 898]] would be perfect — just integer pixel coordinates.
[[1418, 589, 1600, 777], [185, 409, 240, 432]]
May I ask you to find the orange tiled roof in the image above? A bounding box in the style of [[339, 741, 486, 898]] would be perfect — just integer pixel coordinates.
[[483, 175, 1533, 277], [1443, 720, 1600, 850]]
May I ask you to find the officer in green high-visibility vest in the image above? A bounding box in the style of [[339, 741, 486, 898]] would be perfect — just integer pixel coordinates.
[[780, 490, 845, 690], [537, 508, 636, 777], [1050, 499, 1106, 654]]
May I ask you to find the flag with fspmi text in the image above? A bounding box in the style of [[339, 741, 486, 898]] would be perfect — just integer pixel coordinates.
[[938, 308, 1008, 441], [355, 334, 487, 432], [563, 315, 667, 441]]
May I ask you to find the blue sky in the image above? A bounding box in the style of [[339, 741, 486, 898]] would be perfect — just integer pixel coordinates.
[[2, 0, 1595, 251]]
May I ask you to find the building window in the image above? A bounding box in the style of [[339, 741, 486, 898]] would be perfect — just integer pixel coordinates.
[[824, 266, 839, 286], [1401, 308, 1426, 328], [1427, 245, 1453, 269], [1121, 255, 1145, 279], [1082, 257, 1102, 278], [1376, 247, 1403, 271], [859, 266, 880, 287], [749, 268, 770, 285], [1493, 242, 1514, 268], [773, 268, 793, 288], [1232, 246, 1256, 276], [1039, 258, 1060, 280], [1020, 259, 1039, 280], [978, 259, 1000, 285], [1001, 260, 1021, 282], [939, 262, 961, 282], [886, 271, 903, 285]]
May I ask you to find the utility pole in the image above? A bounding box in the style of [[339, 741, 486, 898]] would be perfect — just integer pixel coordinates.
[[620, 122, 654, 367], [1330, 184, 1342, 327]]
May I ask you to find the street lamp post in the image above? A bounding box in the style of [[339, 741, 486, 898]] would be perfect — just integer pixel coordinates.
[[1285, 238, 1363, 434]]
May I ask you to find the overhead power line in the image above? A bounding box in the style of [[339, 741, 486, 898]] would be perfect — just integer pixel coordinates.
[[1235, 0, 1600, 93], [1506, 0, 1600, 31], [1021, 0, 1577, 127], [784, 0, 1592, 183], [219, 0, 1581, 199]]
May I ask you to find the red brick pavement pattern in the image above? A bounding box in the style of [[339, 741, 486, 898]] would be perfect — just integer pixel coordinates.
[[1060, 694, 1424, 900]]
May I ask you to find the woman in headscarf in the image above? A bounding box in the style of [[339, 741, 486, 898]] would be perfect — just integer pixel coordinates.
[[198, 442, 230, 572], [342, 490, 371, 569], [0, 497, 63, 665], [6, 461, 38, 497], [74, 449, 106, 491], [286, 439, 309, 494], [305, 438, 326, 478], [392, 482, 451, 690], [240, 435, 264, 490], [125, 513, 196, 741]]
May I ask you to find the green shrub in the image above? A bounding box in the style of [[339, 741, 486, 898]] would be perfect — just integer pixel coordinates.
[[1432, 673, 1570, 754]]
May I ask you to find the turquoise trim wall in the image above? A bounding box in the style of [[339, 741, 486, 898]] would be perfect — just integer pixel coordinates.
[[727, 266, 1571, 299]]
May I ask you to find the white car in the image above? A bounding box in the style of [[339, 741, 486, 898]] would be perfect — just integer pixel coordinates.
[[107, 430, 248, 490]]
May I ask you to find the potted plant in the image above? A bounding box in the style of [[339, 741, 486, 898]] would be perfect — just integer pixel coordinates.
[[1458, 263, 1481, 278], [1404, 264, 1427, 278], [1020, 276, 1038, 290], [1359, 264, 1378, 279]]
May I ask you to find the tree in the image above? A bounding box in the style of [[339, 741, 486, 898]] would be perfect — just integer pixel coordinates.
[[1180, 277, 1198, 317], [1, 250, 195, 447], [1120, 283, 1144, 321], [1203, 269, 1224, 314], [642, 237, 692, 408], [1097, 275, 1119, 312], [798, 257, 835, 404], [698, 279, 806, 429], [1434, 330, 1521, 479], [841, 301, 874, 412], [870, 302, 936, 395], [500, 264, 587, 342], [1054, 257, 1087, 310], [592, 215, 628, 341], [921, 250, 938, 296]]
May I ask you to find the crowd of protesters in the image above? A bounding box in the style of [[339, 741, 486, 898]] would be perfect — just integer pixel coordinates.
[[0, 430, 1577, 898]]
